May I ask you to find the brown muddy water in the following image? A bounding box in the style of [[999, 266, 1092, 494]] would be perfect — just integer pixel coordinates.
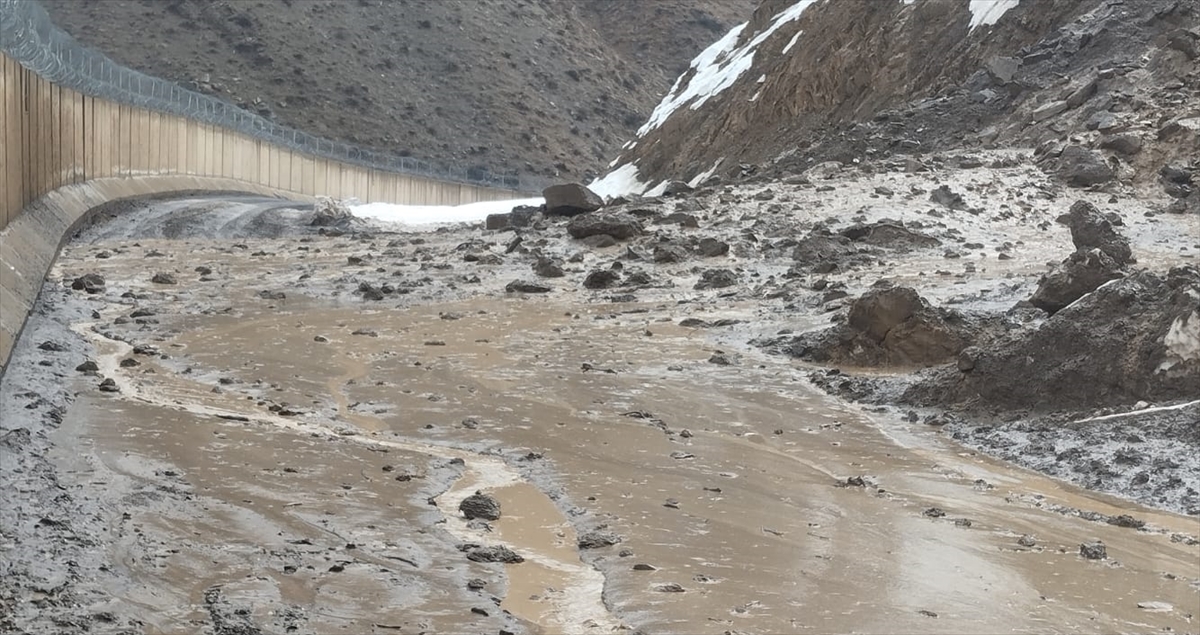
[[5, 188, 1199, 634]]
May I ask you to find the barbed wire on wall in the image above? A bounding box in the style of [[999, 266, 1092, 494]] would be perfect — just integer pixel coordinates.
[[0, 0, 528, 192]]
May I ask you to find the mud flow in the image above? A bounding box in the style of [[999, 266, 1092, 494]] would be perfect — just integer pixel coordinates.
[[2, 193, 1198, 635]]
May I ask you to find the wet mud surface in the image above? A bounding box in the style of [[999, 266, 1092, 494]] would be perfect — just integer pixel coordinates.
[[2, 167, 1198, 634]]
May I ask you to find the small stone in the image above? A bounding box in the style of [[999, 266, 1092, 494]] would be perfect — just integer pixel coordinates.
[[632, 563, 657, 571], [577, 530, 621, 549], [1079, 540, 1107, 560], [654, 583, 685, 593], [1017, 535, 1037, 548], [923, 507, 946, 518], [151, 272, 177, 285], [98, 378, 120, 393]]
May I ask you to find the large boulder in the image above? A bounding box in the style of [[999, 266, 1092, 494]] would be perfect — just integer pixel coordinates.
[[1029, 249, 1124, 314], [848, 287, 925, 343], [1056, 145, 1114, 187], [543, 183, 603, 216], [911, 267, 1200, 410], [567, 213, 643, 241], [311, 196, 354, 226], [1059, 200, 1131, 265]]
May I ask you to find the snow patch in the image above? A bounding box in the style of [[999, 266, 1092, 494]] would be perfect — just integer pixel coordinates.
[[782, 31, 803, 55], [688, 158, 725, 188], [588, 163, 648, 199], [636, 0, 819, 137], [968, 0, 1019, 31], [350, 197, 543, 229], [1158, 310, 1200, 373]]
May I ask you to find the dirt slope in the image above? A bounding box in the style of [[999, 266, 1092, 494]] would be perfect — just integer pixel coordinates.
[[40, 0, 755, 188]]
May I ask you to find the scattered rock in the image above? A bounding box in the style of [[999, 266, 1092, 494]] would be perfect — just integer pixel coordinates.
[[459, 491, 502, 521], [98, 378, 120, 393], [532, 256, 565, 278], [543, 183, 603, 216], [465, 545, 524, 563], [1079, 540, 1107, 560], [70, 273, 106, 294], [505, 280, 551, 294], [696, 237, 730, 257], [582, 269, 621, 290], [151, 272, 178, 285], [1059, 200, 1132, 265], [654, 583, 686, 593], [693, 268, 738, 290], [577, 531, 621, 549], [567, 213, 643, 240], [1055, 145, 1114, 187], [929, 185, 966, 210], [1029, 248, 1124, 315], [1017, 535, 1037, 547], [75, 360, 99, 373]]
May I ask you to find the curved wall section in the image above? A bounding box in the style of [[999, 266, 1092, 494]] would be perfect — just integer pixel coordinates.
[[0, 52, 524, 372]]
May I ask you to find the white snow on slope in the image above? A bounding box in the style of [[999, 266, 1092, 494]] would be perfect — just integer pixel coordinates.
[[588, 163, 649, 199], [350, 197, 543, 229], [636, 0, 819, 137], [968, 0, 1020, 30]]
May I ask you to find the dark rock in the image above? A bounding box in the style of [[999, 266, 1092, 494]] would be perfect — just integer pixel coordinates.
[[848, 287, 924, 343], [1160, 164, 1193, 185], [923, 507, 946, 518], [532, 256, 565, 278], [1017, 535, 1037, 547], [929, 185, 966, 210], [708, 351, 739, 365], [1059, 200, 1132, 265], [1106, 514, 1145, 529], [37, 340, 67, 352], [75, 360, 99, 372], [656, 212, 700, 228], [1056, 145, 1114, 187], [1098, 134, 1142, 156], [505, 280, 551, 294], [71, 273, 106, 294], [509, 205, 541, 227], [467, 578, 487, 590], [696, 237, 729, 257], [151, 272, 177, 285], [1029, 249, 1123, 315], [98, 378, 120, 393], [459, 491, 502, 521], [567, 213, 643, 240], [1079, 541, 1107, 560], [465, 545, 524, 563], [583, 269, 621, 289], [693, 268, 738, 290], [839, 222, 941, 250], [577, 530, 622, 549], [543, 183, 603, 216], [580, 234, 619, 248], [119, 358, 140, 368], [484, 213, 510, 230], [654, 583, 686, 593], [653, 243, 689, 264]]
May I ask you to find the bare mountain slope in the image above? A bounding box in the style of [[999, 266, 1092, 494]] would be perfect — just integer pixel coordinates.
[[40, 0, 754, 187], [597, 0, 1199, 197]]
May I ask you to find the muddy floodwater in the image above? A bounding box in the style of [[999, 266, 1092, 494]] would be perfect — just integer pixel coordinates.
[[2, 190, 1198, 635]]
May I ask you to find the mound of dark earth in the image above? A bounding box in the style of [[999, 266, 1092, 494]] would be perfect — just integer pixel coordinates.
[[907, 267, 1200, 412], [764, 286, 981, 368]]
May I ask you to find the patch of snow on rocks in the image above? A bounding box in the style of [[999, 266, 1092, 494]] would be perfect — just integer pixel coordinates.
[[589, 163, 649, 198], [636, 0, 819, 136], [968, 0, 1020, 31]]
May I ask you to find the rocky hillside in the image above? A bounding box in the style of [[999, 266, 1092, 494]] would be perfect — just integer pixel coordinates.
[[595, 0, 1199, 203], [40, 0, 754, 188]]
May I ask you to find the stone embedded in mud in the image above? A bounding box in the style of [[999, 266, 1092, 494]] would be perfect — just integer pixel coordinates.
[[922, 507, 946, 518], [1106, 514, 1145, 529], [98, 378, 120, 393], [1029, 249, 1124, 315], [1056, 145, 1114, 187], [465, 545, 524, 563], [1079, 540, 1108, 560], [485, 213, 510, 230], [708, 351, 739, 366], [151, 272, 178, 285], [929, 185, 966, 210], [697, 237, 730, 257], [582, 269, 621, 290], [577, 530, 622, 549], [1017, 535, 1037, 547], [532, 256, 565, 278], [75, 360, 99, 373], [70, 273, 106, 294], [654, 583, 686, 593], [543, 183, 603, 216], [653, 243, 689, 264], [505, 279, 551, 294], [311, 196, 354, 226], [567, 213, 643, 241], [459, 491, 501, 521], [1059, 200, 1132, 266], [693, 268, 738, 290], [467, 578, 487, 590]]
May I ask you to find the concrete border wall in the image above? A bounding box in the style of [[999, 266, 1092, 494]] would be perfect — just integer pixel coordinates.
[[0, 51, 525, 372]]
